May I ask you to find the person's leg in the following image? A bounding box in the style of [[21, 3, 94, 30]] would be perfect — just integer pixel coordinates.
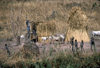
[[35, 39, 36, 43], [82, 47, 85, 53], [6, 48, 10, 56], [27, 30, 30, 39], [91, 44, 93, 51], [17, 36, 20, 45], [33, 39, 36, 43], [72, 45, 74, 53], [5, 44, 11, 56], [81, 47, 82, 52], [75, 46, 77, 52], [93, 44, 96, 52], [7, 50, 10, 56], [36, 37, 38, 42], [76, 46, 78, 52]]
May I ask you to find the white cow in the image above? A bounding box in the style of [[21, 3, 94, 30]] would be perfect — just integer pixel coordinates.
[[20, 35, 25, 39], [59, 34, 65, 39], [20, 34, 25, 43], [52, 35, 60, 41], [41, 34, 65, 44], [92, 31, 100, 36], [92, 31, 100, 39], [41, 37, 48, 42], [48, 36, 53, 40], [51, 34, 65, 44], [59, 34, 65, 43]]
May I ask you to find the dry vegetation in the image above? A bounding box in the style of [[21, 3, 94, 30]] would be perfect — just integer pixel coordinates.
[[0, 0, 100, 41], [0, 0, 100, 67]]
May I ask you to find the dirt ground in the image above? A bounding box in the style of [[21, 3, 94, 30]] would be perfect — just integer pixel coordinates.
[[0, 39, 100, 59], [38, 39, 100, 56]]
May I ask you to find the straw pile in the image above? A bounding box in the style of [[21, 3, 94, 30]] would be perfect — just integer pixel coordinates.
[[37, 21, 56, 37], [65, 7, 90, 42]]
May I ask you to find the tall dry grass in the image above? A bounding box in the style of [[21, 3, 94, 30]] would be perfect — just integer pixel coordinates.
[[0, 0, 100, 40]]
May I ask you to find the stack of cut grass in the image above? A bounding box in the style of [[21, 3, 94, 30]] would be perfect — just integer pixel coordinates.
[[66, 7, 90, 42], [37, 21, 56, 37]]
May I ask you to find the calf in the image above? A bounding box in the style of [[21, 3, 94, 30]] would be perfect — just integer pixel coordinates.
[[41, 37, 48, 42], [51, 34, 65, 44]]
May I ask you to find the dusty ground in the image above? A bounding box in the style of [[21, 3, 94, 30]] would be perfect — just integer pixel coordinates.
[[0, 39, 100, 59], [38, 39, 100, 56]]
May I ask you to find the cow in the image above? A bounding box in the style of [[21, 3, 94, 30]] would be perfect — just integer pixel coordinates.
[[92, 31, 100, 39], [50, 34, 65, 44], [41, 37, 48, 42]]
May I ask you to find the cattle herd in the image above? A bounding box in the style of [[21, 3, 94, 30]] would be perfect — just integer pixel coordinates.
[[20, 31, 100, 44], [41, 34, 65, 44]]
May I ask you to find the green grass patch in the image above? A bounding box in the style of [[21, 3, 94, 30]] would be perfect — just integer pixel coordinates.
[[0, 53, 100, 68]]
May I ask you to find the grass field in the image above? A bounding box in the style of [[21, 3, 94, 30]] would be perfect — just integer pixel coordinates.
[[0, 0, 100, 40], [0, 0, 100, 68], [0, 39, 100, 68], [0, 52, 100, 68]]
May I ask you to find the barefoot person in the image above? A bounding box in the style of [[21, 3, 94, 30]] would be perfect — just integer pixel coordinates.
[[90, 37, 96, 52], [75, 39, 78, 52], [80, 40, 84, 52], [26, 20, 30, 39], [5, 44, 10, 56], [30, 22, 38, 43], [70, 37, 74, 52]]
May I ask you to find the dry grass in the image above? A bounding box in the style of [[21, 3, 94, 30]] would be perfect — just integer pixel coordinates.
[[66, 29, 90, 42], [65, 7, 90, 42], [0, 0, 99, 40]]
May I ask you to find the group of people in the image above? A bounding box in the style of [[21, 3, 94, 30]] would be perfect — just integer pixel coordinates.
[[70, 37, 82, 53], [4, 20, 97, 57], [70, 37, 96, 53], [26, 20, 38, 43]]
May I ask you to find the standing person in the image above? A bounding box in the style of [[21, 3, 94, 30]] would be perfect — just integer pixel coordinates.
[[31, 22, 38, 43], [70, 37, 74, 52], [17, 36, 20, 45], [80, 40, 84, 52], [26, 20, 30, 39], [75, 39, 78, 52], [90, 37, 96, 52], [31, 29, 37, 43], [5, 44, 10, 56]]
